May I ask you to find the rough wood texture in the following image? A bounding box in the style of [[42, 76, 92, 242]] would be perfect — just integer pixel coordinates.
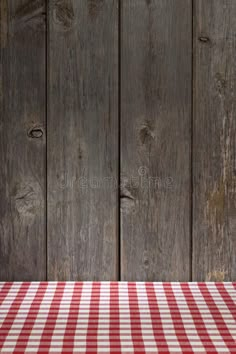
[[193, 0, 236, 281], [47, 0, 118, 280], [120, 0, 192, 281], [0, 0, 46, 280], [1, 0, 236, 282]]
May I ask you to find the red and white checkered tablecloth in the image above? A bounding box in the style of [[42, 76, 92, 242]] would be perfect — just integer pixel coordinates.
[[0, 282, 236, 353]]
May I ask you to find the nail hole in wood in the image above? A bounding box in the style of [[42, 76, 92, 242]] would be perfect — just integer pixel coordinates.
[[28, 127, 43, 139]]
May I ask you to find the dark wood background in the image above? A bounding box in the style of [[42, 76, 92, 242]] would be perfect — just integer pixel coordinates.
[[0, 0, 235, 281]]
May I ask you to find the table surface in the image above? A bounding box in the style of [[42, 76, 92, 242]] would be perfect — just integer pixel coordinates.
[[0, 282, 236, 353]]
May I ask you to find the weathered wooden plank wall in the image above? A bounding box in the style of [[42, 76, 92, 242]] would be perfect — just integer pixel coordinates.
[[0, 0, 235, 281], [47, 0, 119, 280], [120, 0, 192, 281], [0, 0, 46, 280], [193, 0, 236, 281]]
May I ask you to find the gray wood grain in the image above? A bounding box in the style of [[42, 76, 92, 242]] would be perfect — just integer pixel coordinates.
[[120, 0, 192, 281], [0, 0, 46, 280], [47, 0, 118, 280], [193, 0, 236, 281]]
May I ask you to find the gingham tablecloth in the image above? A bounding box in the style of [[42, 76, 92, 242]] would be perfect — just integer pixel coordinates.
[[0, 282, 236, 353]]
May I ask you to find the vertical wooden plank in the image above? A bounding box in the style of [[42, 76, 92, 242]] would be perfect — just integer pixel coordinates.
[[0, 0, 46, 280], [121, 0, 192, 280], [48, 0, 118, 280], [193, 0, 236, 281]]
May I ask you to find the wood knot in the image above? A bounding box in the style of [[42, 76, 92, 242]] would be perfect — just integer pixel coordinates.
[[27, 126, 44, 139], [120, 194, 135, 214], [142, 251, 150, 269], [52, 0, 75, 31], [215, 72, 227, 94], [139, 122, 155, 145], [13, 0, 46, 33], [198, 35, 210, 44], [88, 0, 104, 19], [13, 182, 42, 217], [120, 184, 136, 214]]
